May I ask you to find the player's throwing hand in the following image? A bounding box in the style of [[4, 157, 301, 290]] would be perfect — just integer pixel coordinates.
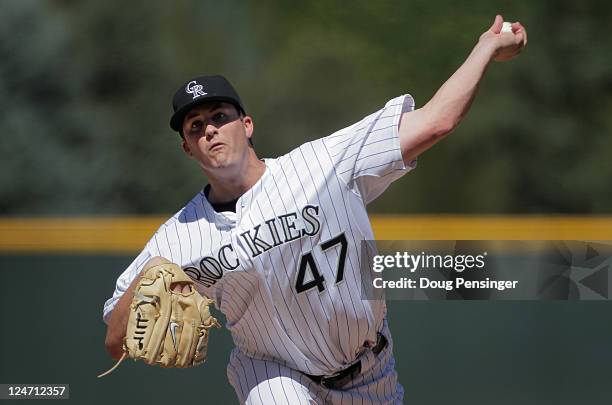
[[479, 14, 528, 62]]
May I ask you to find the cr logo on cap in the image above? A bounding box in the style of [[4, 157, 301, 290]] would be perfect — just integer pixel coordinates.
[[185, 80, 207, 99]]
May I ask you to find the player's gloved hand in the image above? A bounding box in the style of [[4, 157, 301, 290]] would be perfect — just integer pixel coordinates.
[[98, 262, 220, 378], [478, 14, 527, 62]]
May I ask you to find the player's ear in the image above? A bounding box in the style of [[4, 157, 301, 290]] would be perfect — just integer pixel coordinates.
[[242, 115, 254, 141], [181, 139, 193, 158]]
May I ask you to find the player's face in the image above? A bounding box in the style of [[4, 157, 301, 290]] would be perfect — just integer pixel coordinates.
[[180, 102, 254, 172]]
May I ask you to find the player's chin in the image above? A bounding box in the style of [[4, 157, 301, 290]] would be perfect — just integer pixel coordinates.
[[207, 154, 233, 169]]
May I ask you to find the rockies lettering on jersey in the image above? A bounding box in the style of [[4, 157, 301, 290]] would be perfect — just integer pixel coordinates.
[[182, 205, 322, 287], [240, 205, 322, 258]]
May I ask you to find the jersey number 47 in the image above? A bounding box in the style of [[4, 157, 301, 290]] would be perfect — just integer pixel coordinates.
[[295, 233, 347, 294]]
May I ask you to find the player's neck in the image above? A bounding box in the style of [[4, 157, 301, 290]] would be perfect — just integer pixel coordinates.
[[206, 156, 266, 204]]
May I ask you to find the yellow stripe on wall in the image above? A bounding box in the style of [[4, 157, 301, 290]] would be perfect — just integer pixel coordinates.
[[372, 215, 612, 241], [0, 216, 611, 253], [0, 217, 167, 254]]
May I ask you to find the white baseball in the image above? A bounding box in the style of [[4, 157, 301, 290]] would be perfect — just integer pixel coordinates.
[[501, 22, 513, 33]]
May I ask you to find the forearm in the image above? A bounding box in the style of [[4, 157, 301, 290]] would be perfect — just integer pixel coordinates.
[[422, 41, 496, 133], [104, 274, 142, 360]]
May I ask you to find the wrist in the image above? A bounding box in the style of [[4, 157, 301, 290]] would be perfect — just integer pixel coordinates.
[[473, 38, 498, 62]]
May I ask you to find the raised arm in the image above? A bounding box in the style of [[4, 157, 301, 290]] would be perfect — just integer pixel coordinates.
[[399, 15, 527, 163]]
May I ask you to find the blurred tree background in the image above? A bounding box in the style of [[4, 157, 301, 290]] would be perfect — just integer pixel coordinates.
[[1, 0, 610, 216]]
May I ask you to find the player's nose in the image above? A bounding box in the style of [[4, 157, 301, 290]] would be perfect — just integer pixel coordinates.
[[204, 124, 218, 140]]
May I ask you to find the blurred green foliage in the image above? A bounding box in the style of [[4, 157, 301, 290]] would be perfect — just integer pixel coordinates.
[[1, 0, 610, 215]]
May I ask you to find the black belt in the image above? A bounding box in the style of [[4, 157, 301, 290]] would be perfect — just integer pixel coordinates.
[[305, 333, 388, 390]]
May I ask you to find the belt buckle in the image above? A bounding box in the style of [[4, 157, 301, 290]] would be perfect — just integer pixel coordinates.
[[320, 361, 362, 390], [320, 372, 342, 389]]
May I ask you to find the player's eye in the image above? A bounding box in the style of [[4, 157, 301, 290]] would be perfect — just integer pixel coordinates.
[[211, 112, 228, 125], [189, 120, 204, 133]]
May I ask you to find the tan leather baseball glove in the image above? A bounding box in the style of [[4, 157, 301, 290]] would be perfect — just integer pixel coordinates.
[[98, 262, 220, 377]]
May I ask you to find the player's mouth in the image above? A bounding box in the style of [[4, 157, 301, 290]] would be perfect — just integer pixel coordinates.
[[209, 142, 225, 152]]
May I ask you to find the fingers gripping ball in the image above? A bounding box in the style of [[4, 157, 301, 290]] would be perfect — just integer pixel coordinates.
[[98, 263, 220, 377]]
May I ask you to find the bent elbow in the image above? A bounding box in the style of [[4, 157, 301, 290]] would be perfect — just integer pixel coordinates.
[[418, 105, 458, 140], [431, 118, 457, 139]]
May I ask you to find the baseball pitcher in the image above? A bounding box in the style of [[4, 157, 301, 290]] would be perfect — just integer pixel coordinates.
[[101, 15, 526, 404]]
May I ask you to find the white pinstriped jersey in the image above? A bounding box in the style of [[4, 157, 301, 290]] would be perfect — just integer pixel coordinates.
[[103, 94, 416, 376]]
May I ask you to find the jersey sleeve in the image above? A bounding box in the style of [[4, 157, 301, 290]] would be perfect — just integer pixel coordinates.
[[102, 242, 158, 324], [323, 95, 417, 205]]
